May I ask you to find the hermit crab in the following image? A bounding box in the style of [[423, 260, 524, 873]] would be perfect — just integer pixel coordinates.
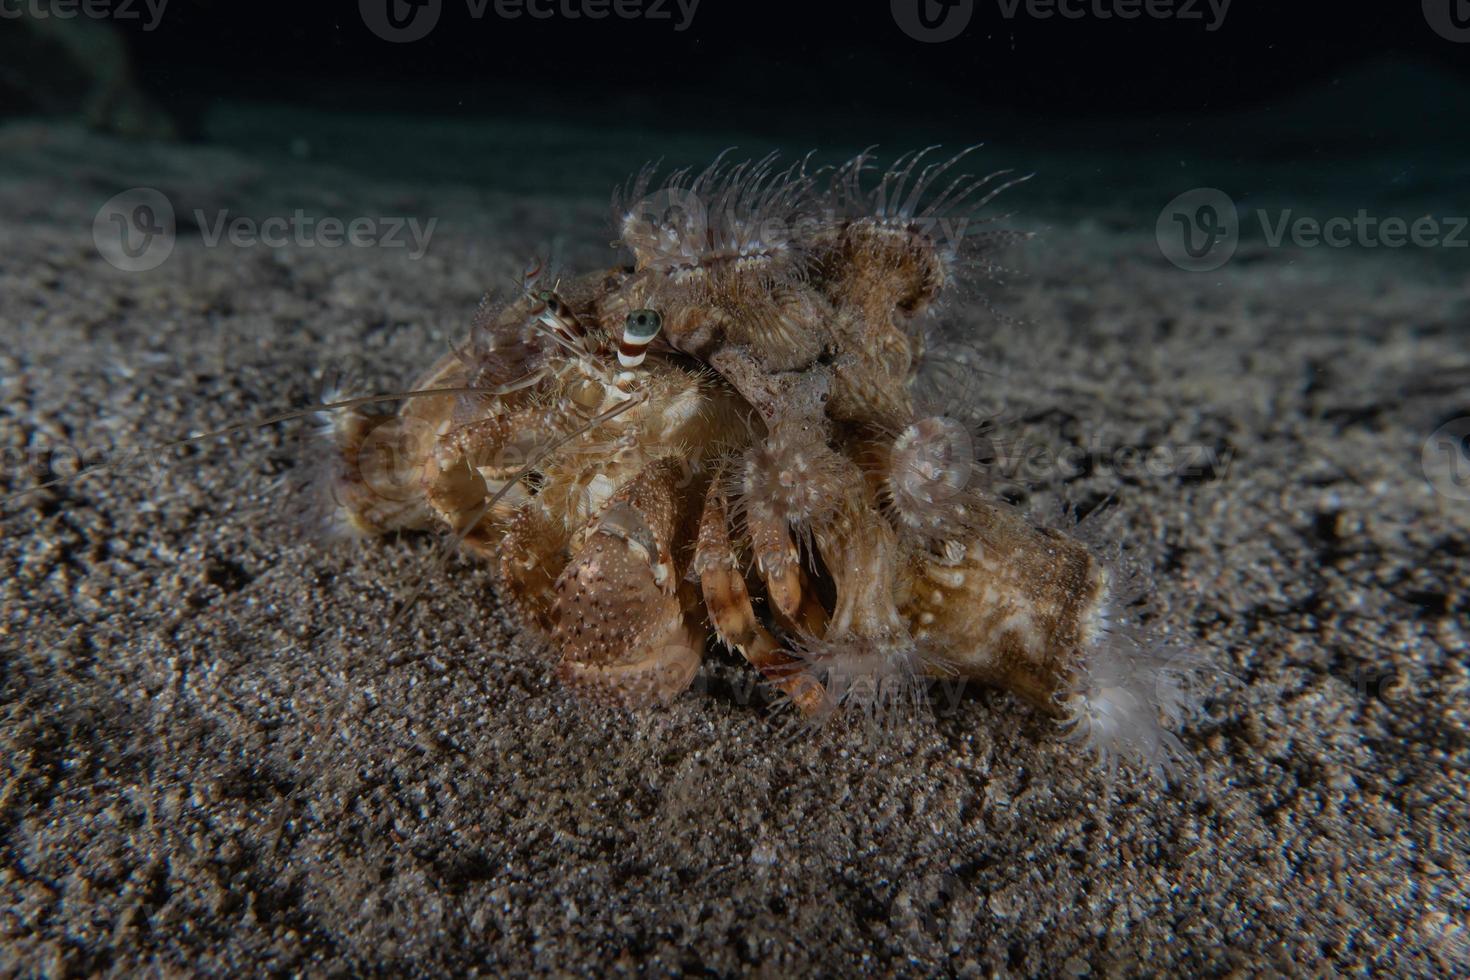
[[315, 149, 1205, 778]]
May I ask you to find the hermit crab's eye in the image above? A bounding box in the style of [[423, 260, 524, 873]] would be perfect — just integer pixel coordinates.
[[619, 308, 663, 368], [626, 309, 662, 339]]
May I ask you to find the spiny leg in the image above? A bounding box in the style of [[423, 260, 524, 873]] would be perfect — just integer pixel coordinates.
[[737, 463, 827, 638], [695, 481, 829, 716], [708, 346, 913, 680], [550, 456, 704, 707], [742, 492, 805, 622], [775, 564, 829, 639], [735, 415, 846, 627]]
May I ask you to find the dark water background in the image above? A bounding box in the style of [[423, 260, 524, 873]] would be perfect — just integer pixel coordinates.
[[3, 0, 1467, 222]]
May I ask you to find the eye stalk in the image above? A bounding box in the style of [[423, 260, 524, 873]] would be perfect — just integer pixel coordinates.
[[619, 308, 663, 367], [533, 288, 587, 343]]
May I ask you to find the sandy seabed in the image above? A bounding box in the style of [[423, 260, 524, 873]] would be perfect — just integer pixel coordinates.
[[1, 121, 1467, 976]]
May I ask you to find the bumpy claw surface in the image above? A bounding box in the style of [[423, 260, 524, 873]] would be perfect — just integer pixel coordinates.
[[552, 457, 702, 707]]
